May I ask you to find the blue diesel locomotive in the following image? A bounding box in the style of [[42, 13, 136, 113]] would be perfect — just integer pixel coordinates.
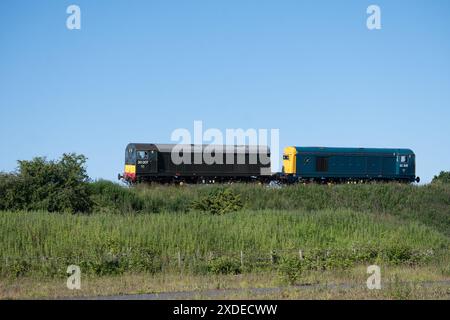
[[282, 146, 419, 183]]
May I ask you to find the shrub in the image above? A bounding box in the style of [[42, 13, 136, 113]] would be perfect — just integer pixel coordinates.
[[127, 248, 162, 274], [0, 173, 20, 211], [9, 259, 32, 278], [432, 171, 450, 184], [207, 256, 241, 275], [90, 256, 124, 276], [277, 256, 304, 285], [382, 245, 414, 265], [191, 188, 243, 214], [0, 154, 92, 213], [89, 180, 143, 213]]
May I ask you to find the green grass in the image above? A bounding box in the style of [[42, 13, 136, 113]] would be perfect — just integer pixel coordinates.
[[2, 264, 450, 299], [90, 181, 450, 236], [1, 182, 449, 281], [0, 208, 448, 278]]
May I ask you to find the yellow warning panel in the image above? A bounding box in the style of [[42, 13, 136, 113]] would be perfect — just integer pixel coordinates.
[[283, 147, 297, 174], [125, 164, 136, 174]]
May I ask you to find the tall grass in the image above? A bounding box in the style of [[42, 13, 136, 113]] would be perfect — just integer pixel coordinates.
[[1, 181, 449, 278], [0, 209, 448, 277], [90, 181, 450, 236]]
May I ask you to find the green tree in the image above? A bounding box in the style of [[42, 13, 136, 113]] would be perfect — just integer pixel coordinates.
[[432, 171, 450, 184], [0, 153, 92, 213]]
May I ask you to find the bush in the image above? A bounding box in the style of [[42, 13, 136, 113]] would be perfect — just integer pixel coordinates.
[[9, 259, 32, 278], [191, 188, 243, 214], [89, 180, 144, 213], [432, 171, 450, 184], [277, 256, 304, 285], [0, 154, 92, 213], [207, 256, 241, 275], [0, 173, 20, 211], [381, 245, 427, 265]]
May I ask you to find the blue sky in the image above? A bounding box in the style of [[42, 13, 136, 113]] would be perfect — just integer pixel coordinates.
[[1, 0, 449, 183]]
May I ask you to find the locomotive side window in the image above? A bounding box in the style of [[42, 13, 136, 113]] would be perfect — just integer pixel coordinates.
[[149, 150, 157, 161]]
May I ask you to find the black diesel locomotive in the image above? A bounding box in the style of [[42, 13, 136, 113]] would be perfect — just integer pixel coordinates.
[[119, 143, 271, 184], [119, 143, 420, 184]]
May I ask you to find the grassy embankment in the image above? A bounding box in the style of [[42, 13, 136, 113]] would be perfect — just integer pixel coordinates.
[[0, 182, 449, 299]]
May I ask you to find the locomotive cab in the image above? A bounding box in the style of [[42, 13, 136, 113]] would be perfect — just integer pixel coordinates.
[[122, 144, 137, 182], [121, 143, 158, 183], [396, 151, 419, 182], [136, 149, 158, 175]]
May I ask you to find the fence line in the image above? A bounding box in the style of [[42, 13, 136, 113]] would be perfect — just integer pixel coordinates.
[[0, 247, 440, 266]]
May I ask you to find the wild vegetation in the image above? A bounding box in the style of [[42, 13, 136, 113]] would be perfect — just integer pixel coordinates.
[[0, 155, 449, 299], [0, 209, 448, 279], [85, 181, 450, 237], [0, 154, 92, 213], [1, 156, 449, 234], [433, 171, 450, 184]]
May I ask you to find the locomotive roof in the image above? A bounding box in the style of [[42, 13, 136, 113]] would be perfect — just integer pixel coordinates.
[[292, 146, 414, 155], [127, 143, 270, 153]]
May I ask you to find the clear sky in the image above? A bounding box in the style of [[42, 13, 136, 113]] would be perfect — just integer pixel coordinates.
[[1, 0, 449, 183]]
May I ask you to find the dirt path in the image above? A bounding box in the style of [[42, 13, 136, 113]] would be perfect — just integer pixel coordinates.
[[68, 280, 450, 300]]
